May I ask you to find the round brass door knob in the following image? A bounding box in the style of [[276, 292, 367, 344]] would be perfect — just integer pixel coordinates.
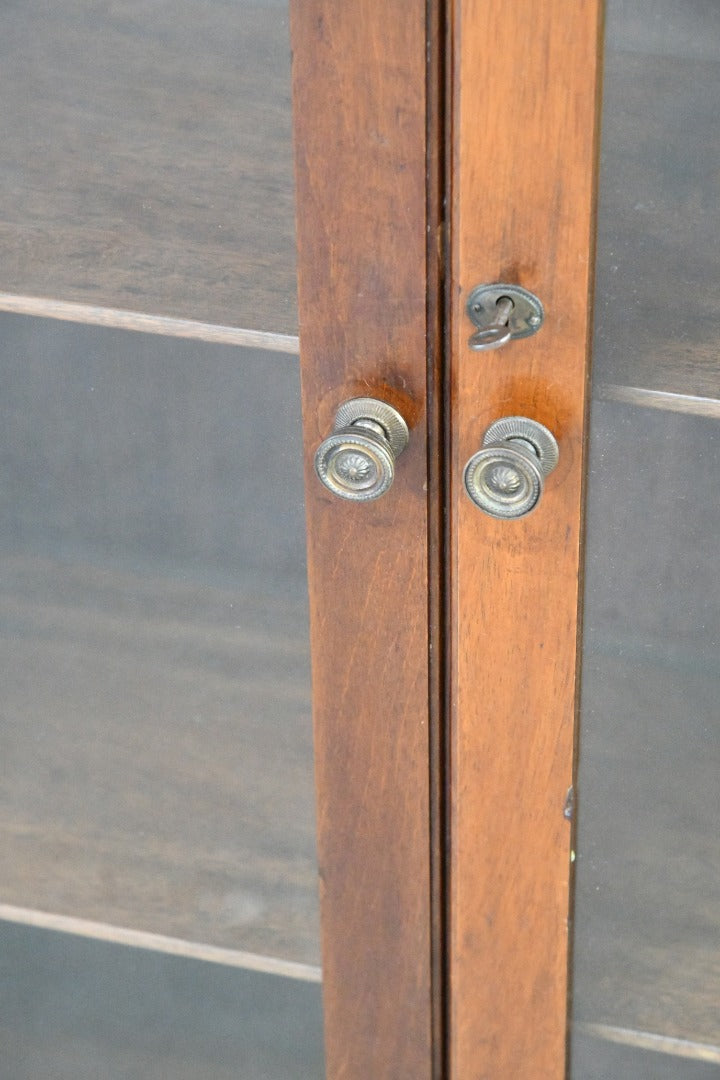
[[314, 397, 409, 501], [463, 416, 559, 519]]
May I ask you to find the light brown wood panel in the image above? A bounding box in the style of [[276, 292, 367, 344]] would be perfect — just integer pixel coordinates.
[[291, 2, 436, 1076], [0, 2, 296, 333], [448, 3, 603, 1077]]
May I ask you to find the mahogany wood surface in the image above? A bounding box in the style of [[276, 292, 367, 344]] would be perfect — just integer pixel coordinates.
[[448, 3, 603, 1077], [291, 3, 435, 1077]]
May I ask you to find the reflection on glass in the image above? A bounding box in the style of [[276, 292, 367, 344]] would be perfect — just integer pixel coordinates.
[[0, 923, 324, 1080], [571, 1, 720, 1075], [0, 1, 296, 331], [0, 315, 323, 1076]]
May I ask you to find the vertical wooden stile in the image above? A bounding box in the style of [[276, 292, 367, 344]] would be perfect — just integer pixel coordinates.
[[291, 3, 441, 1076], [448, 3, 603, 1077]]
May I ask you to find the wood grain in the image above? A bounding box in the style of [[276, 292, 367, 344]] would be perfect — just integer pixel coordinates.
[[0, 2, 296, 333], [448, 3, 602, 1076], [291, 2, 434, 1076]]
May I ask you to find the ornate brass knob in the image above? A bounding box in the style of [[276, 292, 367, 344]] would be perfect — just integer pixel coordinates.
[[463, 417, 559, 519], [314, 397, 409, 501]]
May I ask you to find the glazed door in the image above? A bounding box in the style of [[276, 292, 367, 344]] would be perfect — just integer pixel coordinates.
[[0, 3, 437, 1078], [448, 2, 720, 1078], [11, 5, 717, 1078], [571, 3, 720, 1075]]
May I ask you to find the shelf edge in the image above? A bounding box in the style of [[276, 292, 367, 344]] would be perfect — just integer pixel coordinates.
[[0, 902, 322, 983], [598, 383, 720, 418], [0, 293, 301, 355], [575, 1021, 720, 1064]]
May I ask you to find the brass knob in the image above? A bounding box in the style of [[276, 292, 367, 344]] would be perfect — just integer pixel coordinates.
[[314, 397, 409, 501], [463, 417, 559, 519]]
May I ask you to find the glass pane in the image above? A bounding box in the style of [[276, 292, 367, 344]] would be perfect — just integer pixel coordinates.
[[0, 1, 296, 334], [0, 923, 323, 1080], [0, 313, 323, 1076], [571, 1, 720, 1074], [572, 1025, 720, 1080]]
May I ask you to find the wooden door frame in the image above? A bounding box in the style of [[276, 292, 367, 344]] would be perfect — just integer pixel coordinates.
[[292, 2, 604, 1076], [447, 2, 603, 1077], [291, 3, 446, 1076]]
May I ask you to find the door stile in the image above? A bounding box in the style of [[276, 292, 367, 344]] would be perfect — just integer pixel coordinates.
[[447, 3, 603, 1077], [291, 3, 441, 1076]]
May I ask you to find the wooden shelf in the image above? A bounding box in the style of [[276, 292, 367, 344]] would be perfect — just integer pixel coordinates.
[[0, 2, 296, 334]]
